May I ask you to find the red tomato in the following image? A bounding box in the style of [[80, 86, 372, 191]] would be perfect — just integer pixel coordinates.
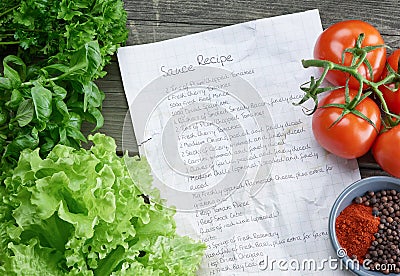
[[314, 20, 386, 90], [380, 49, 400, 114], [372, 124, 400, 177], [312, 88, 381, 159]]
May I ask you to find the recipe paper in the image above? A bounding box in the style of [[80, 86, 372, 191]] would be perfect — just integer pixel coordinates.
[[117, 9, 360, 275]]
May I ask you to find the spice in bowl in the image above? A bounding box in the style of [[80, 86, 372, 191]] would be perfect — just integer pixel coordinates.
[[335, 189, 400, 274], [335, 203, 380, 262]]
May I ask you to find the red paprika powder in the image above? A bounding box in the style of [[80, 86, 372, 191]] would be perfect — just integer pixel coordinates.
[[335, 203, 380, 262]]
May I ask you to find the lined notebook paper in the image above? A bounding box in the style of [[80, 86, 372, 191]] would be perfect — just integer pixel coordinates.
[[117, 9, 360, 275]]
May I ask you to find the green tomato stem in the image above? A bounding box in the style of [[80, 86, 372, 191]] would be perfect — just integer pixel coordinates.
[[353, 51, 367, 69], [315, 65, 330, 87], [301, 58, 393, 115], [374, 73, 396, 87], [371, 86, 390, 113], [302, 59, 355, 74], [299, 33, 398, 130]]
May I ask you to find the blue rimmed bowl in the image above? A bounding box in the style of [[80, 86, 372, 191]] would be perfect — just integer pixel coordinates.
[[328, 176, 400, 275]]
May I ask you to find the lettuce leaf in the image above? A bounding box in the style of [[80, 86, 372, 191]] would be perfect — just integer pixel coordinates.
[[0, 239, 65, 276], [0, 133, 206, 275]]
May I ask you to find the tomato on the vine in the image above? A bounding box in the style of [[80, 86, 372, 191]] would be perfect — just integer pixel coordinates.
[[372, 124, 400, 177], [314, 20, 386, 90], [312, 88, 381, 159], [380, 49, 400, 114]]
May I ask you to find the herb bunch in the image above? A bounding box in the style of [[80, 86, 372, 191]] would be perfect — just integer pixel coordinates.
[[0, 0, 128, 178]]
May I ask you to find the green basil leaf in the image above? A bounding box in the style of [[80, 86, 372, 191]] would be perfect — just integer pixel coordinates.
[[31, 84, 52, 121], [3, 133, 39, 159], [66, 127, 86, 143], [55, 100, 69, 119], [88, 107, 104, 131], [85, 41, 102, 77], [26, 65, 41, 81], [31, 126, 38, 139], [3, 55, 25, 88], [82, 81, 104, 111], [0, 107, 8, 125], [43, 64, 70, 74], [16, 99, 34, 127], [53, 85, 67, 100], [59, 127, 68, 145], [0, 77, 12, 90], [69, 41, 102, 81], [6, 89, 23, 109], [35, 120, 47, 132], [59, 112, 87, 147], [66, 112, 83, 130]]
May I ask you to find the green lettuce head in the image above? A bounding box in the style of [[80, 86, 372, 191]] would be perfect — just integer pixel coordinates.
[[0, 133, 206, 275]]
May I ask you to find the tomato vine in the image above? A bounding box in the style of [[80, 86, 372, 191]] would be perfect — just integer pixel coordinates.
[[296, 33, 400, 128], [294, 20, 400, 166]]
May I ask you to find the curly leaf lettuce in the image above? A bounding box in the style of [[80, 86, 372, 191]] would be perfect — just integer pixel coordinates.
[[0, 133, 206, 275]]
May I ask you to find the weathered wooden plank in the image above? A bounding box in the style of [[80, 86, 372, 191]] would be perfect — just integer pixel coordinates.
[[360, 168, 391, 178], [125, 0, 395, 24], [124, 0, 400, 37]]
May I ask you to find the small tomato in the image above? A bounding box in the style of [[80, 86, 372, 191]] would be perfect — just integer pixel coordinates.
[[314, 20, 386, 90], [380, 49, 400, 114], [372, 124, 400, 177], [312, 88, 381, 159]]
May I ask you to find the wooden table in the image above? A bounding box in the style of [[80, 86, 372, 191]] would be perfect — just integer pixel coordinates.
[[92, 0, 400, 179]]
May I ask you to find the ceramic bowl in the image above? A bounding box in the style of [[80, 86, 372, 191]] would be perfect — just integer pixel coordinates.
[[328, 176, 400, 275]]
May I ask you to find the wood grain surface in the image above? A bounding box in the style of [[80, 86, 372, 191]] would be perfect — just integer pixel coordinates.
[[91, 0, 400, 178]]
